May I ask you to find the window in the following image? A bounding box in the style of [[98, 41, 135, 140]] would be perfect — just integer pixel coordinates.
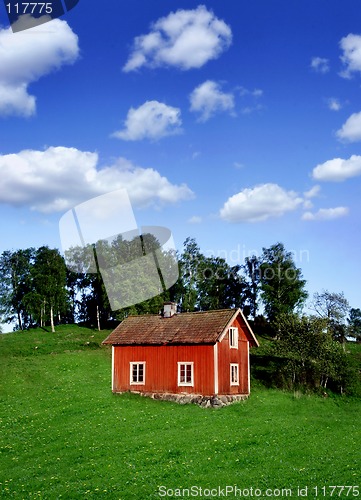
[[130, 362, 145, 385], [230, 363, 239, 386], [229, 327, 239, 349], [178, 362, 194, 386]]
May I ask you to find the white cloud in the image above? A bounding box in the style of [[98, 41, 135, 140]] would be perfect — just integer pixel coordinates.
[[304, 185, 321, 198], [0, 17, 79, 117], [189, 80, 235, 122], [310, 57, 330, 74], [237, 85, 264, 114], [302, 207, 349, 221], [123, 5, 232, 72], [328, 98, 342, 111], [339, 33, 361, 78], [336, 111, 361, 142], [219, 183, 303, 223], [238, 86, 263, 97], [302, 185, 320, 210], [0, 146, 194, 213], [312, 155, 361, 181], [241, 104, 263, 115], [112, 101, 182, 141], [188, 215, 202, 224], [303, 200, 314, 210]]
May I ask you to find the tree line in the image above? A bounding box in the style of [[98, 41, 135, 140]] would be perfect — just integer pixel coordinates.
[[1, 237, 360, 337], [0, 236, 360, 394]]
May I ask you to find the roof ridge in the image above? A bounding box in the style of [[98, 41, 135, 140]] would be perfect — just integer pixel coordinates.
[[127, 308, 236, 318]]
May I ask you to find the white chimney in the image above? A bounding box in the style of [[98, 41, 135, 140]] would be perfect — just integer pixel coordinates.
[[163, 302, 177, 318]]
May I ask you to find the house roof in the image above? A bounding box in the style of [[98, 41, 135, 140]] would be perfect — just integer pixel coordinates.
[[102, 308, 259, 346]]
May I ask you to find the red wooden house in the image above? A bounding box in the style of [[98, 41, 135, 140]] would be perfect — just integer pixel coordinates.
[[102, 303, 259, 398]]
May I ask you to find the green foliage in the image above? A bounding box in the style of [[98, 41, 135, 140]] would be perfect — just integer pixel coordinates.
[[348, 308, 361, 341], [259, 243, 308, 330], [27, 247, 68, 332], [0, 328, 360, 498], [252, 314, 360, 395], [311, 290, 350, 343], [175, 237, 247, 312], [0, 248, 35, 329], [0, 247, 68, 331], [242, 255, 261, 319]]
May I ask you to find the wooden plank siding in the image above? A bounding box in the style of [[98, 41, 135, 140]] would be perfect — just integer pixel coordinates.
[[217, 317, 251, 395], [113, 344, 215, 395]]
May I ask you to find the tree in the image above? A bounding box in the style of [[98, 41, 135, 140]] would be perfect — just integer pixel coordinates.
[[347, 308, 361, 341], [275, 313, 348, 391], [176, 237, 203, 311], [242, 255, 261, 319], [311, 290, 350, 343], [0, 248, 34, 329], [197, 257, 247, 311], [26, 247, 68, 332], [259, 243, 308, 333], [175, 238, 248, 312]]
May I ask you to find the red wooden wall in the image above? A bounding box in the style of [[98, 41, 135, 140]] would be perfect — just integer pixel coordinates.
[[113, 344, 215, 395], [216, 316, 250, 395]]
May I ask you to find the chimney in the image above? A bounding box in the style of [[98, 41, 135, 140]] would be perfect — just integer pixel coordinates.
[[163, 301, 177, 318]]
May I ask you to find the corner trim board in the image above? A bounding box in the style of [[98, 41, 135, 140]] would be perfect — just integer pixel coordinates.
[[214, 343, 218, 394]]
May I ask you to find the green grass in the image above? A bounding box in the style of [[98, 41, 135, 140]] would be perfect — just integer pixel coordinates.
[[0, 327, 360, 499]]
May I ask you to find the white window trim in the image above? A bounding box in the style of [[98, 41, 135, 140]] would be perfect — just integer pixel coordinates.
[[230, 363, 239, 386], [177, 362, 194, 387], [130, 362, 146, 385], [229, 327, 239, 349]]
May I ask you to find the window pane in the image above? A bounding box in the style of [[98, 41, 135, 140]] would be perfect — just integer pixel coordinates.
[[180, 365, 185, 383], [186, 365, 192, 383], [132, 365, 138, 382], [138, 364, 143, 382], [230, 328, 238, 347]]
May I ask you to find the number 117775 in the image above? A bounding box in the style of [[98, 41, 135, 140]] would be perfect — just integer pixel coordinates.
[[6, 3, 53, 15], [313, 486, 359, 497]]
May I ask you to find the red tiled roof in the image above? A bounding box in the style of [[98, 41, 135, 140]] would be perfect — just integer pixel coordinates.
[[103, 309, 240, 345]]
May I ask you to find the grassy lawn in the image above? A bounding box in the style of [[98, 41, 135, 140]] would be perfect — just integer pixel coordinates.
[[0, 326, 360, 499]]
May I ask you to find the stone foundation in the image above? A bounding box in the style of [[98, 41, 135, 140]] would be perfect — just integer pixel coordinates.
[[123, 391, 249, 408]]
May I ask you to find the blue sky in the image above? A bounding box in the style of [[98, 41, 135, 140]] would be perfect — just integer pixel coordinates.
[[0, 0, 360, 313]]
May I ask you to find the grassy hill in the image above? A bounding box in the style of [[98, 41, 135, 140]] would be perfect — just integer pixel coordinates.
[[0, 326, 360, 499]]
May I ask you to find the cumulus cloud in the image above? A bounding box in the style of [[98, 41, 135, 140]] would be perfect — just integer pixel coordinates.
[[0, 146, 194, 213], [238, 86, 263, 97], [302, 185, 320, 209], [336, 111, 361, 142], [189, 80, 235, 122], [219, 183, 303, 223], [112, 101, 182, 141], [302, 207, 349, 221], [312, 155, 361, 181], [123, 5, 232, 72], [339, 33, 361, 78], [328, 98, 342, 111], [310, 57, 330, 74], [237, 85, 264, 114], [0, 17, 79, 117], [304, 185, 321, 198], [188, 215, 202, 224]]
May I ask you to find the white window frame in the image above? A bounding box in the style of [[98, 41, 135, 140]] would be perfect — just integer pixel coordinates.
[[229, 327, 239, 349], [230, 363, 239, 386], [177, 362, 194, 387], [130, 362, 146, 385]]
